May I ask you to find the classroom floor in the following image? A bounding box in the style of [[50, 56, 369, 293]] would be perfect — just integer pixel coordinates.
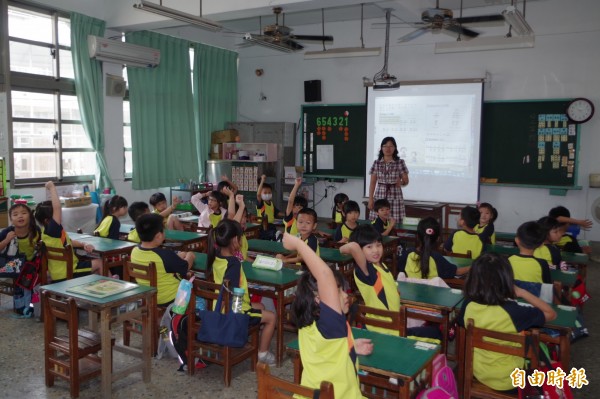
[[1, 245, 598, 399]]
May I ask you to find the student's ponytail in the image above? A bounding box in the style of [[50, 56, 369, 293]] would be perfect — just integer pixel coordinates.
[[206, 219, 243, 278], [103, 195, 128, 218], [416, 217, 441, 279]]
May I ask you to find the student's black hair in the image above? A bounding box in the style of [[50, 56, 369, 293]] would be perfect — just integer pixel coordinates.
[[292, 269, 346, 329], [298, 208, 318, 224], [293, 195, 308, 209], [136, 213, 164, 242], [101, 195, 128, 219], [537, 216, 560, 237], [478, 202, 498, 223], [374, 199, 391, 213], [349, 224, 382, 248], [342, 200, 360, 216], [217, 180, 233, 192], [260, 182, 273, 191], [463, 253, 516, 306], [34, 201, 53, 227], [460, 206, 480, 229], [414, 217, 441, 279], [128, 201, 150, 222], [377, 136, 400, 161], [9, 203, 40, 245], [149, 192, 167, 206], [549, 206, 570, 219], [331, 193, 349, 221], [206, 219, 243, 278], [207, 190, 227, 209], [516, 221, 546, 250]]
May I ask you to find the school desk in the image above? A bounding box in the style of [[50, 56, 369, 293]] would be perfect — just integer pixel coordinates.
[[191, 252, 300, 367], [176, 217, 261, 240], [397, 280, 464, 359], [286, 327, 440, 399], [119, 224, 207, 252], [41, 274, 156, 399], [68, 233, 137, 276], [495, 231, 517, 244]]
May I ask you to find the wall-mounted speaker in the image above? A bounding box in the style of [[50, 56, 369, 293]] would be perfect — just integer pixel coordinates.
[[304, 80, 321, 103], [106, 74, 126, 97]]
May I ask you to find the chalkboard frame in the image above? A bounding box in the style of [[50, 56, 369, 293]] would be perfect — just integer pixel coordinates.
[[480, 99, 581, 190], [301, 103, 367, 179]]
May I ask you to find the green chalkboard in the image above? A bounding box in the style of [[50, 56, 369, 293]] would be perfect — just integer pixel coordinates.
[[301, 104, 366, 178], [481, 100, 579, 188]]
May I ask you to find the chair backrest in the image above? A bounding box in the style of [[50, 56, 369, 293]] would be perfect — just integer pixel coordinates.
[[190, 278, 230, 314], [257, 362, 334, 399], [40, 242, 74, 284], [123, 260, 158, 287], [355, 304, 406, 336], [444, 250, 472, 259], [42, 290, 78, 327]]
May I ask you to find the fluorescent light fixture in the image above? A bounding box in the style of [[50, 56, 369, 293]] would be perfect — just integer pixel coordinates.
[[242, 33, 297, 53], [133, 0, 223, 32], [502, 6, 533, 36], [435, 35, 534, 53], [304, 47, 381, 60]]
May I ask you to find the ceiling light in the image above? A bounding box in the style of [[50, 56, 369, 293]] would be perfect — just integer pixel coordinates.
[[242, 33, 296, 53], [502, 6, 533, 36], [435, 35, 534, 53], [133, 0, 223, 32], [304, 47, 381, 60]]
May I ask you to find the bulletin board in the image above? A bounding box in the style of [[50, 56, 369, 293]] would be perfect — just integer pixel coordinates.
[[480, 100, 579, 188], [301, 104, 367, 178]]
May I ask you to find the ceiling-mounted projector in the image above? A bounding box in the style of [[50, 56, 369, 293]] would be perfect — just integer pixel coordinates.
[[373, 76, 400, 90]]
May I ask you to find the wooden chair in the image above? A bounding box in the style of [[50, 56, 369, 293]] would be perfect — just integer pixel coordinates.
[[462, 318, 540, 399], [354, 303, 407, 337], [42, 290, 106, 398], [444, 250, 472, 259], [40, 242, 74, 285], [122, 260, 163, 355], [186, 279, 260, 386], [257, 362, 334, 399]]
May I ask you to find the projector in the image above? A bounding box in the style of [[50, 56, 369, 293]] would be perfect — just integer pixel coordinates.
[[373, 77, 400, 90]]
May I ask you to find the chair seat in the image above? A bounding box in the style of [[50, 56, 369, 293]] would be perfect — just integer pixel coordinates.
[[49, 329, 107, 356], [471, 379, 518, 399]]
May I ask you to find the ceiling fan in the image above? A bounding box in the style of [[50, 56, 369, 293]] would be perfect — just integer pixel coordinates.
[[395, 0, 505, 43], [242, 7, 334, 53]]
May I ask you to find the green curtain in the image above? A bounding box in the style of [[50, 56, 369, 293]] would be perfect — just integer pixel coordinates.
[[192, 43, 238, 181], [69, 12, 113, 190], [126, 31, 198, 189]]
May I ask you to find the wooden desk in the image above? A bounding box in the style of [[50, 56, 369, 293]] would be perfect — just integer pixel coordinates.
[[191, 253, 300, 367], [40, 275, 156, 399], [118, 225, 207, 252], [404, 202, 445, 227], [495, 231, 516, 245], [397, 281, 464, 359], [69, 233, 136, 276], [287, 327, 440, 399]]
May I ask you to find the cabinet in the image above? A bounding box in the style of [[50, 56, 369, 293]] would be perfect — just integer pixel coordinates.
[[281, 177, 317, 209], [222, 143, 279, 162]]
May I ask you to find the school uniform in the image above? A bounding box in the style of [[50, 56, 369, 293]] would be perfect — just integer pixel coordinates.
[[240, 234, 248, 260], [41, 219, 91, 282], [444, 230, 483, 259], [152, 209, 168, 227], [130, 246, 189, 306], [458, 299, 545, 391], [283, 210, 298, 236], [372, 216, 392, 235], [0, 226, 40, 261], [299, 302, 362, 399], [474, 222, 496, 245], [127, 228, 140, 243], [334, 209, 343, 225], [557, 234, 583, 253], [399, 250, 458, 279], [256, 200, 279, 223], [533, 244, 561, 268], [94, 215, 121, 239], [305, 234, 320, 257], [190, 193, 227, 229], [333, 223, 356, 242], [508, 254, 552, 284]]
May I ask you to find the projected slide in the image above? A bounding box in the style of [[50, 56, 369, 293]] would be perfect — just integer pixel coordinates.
[[366, 82, 483, 204]]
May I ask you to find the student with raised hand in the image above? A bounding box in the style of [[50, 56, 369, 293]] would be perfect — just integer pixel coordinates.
[[94, 194, 128, 239], [283, 177, 308, 237], [548, 206, 590, 254], [149, 192, 185, 231], [35, 181, 102, 282], [229, 194, 250, 260], [458, 253, 555, 392], [190, 188, 229, 229], [287, 232, 372, 399]]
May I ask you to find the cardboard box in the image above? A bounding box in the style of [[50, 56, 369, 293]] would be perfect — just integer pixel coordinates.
[[211, 129, 239, 144], [61, 196, 92, 208]]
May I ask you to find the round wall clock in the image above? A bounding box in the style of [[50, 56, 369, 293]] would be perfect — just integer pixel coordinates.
[[566, 98, 594, 124]]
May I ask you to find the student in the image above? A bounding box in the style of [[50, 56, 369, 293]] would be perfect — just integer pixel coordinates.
[[94, 195, 128, 239], [331, 193, 349, 228], [533, 216, 562, 269], [276, 208, 320, 264], [149, 192, 185, 231], [216, 175, 238, 196], [282, 177, 308, 237], [333, 200, 360, 243], [509, 221, 552, 291], [287, 232, 373, 399], [399, 217, 469, 280], [444, 206, 484, 259], [458, 253, 556, 392], [474, 202, 497, 245], [0, 203, 41, 262], [371, 198, 396, 236], [190, 188, 230, 230], [126, 202, 150, 243], [229, 194, 249, 260], [548, 206, 589, 254], [256, 174, 282, 222], [207, 219, 276, 366], [35, 181, 102, 282], [130, 213, 195, 306]]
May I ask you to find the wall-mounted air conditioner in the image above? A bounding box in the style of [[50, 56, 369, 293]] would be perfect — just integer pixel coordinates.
[[88, 35, 160, 68]]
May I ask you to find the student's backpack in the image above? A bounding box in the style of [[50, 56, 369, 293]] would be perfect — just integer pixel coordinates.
[[416, 354, 458, 399], [416, 387, 454, 399], [156, 304, 180, 361]]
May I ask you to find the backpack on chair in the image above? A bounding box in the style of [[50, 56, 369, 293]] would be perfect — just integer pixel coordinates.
[[416, 354, 458, 399]]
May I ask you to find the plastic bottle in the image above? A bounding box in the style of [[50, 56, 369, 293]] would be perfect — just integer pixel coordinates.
[[231, 288, 244, 314]]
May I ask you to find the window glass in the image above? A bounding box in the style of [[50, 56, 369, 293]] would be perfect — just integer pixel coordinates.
[[12, 122, 56, 148], [12, 91, 55, 119], [62, 152, 96, 176], [8, 6, 52, 43], [62, 123, 92, 148], [13, 152, 58, 180], [59, 49, 74, 79], [9, 42, 55, 76]]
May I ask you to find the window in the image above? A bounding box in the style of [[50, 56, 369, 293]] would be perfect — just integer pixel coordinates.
[[7, 2, 94, 184]]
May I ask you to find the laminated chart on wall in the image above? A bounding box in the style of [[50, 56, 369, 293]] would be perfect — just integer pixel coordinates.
[[480, 100, 579, 188], [301, 104, 367, 178]]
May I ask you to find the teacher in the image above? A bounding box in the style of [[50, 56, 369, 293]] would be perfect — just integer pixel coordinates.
[[368, 137, 409, 222]]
